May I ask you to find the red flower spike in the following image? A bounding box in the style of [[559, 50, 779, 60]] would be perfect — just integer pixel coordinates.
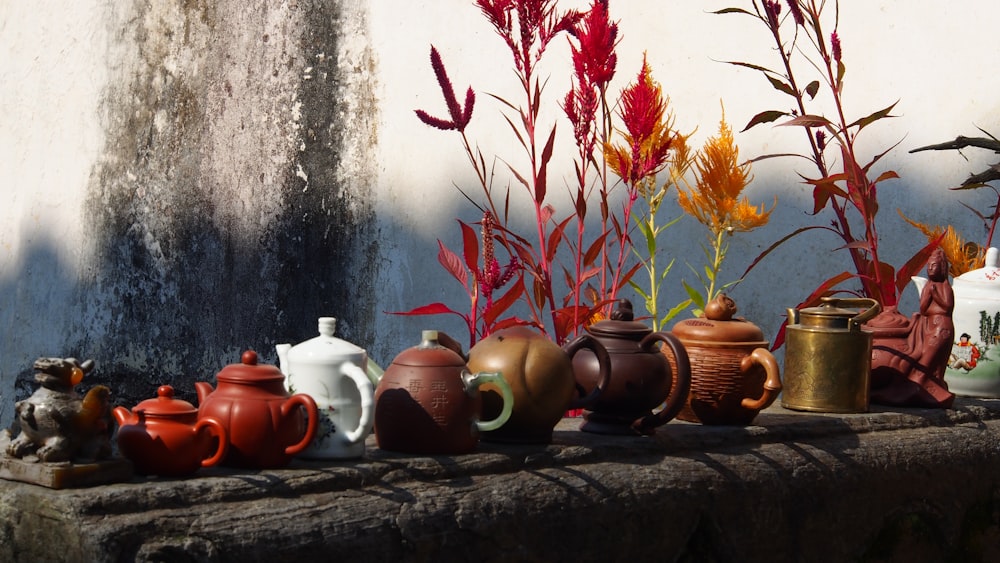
[[414, 46, 475, 132]]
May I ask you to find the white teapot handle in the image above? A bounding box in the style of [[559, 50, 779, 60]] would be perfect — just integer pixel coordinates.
[[340, 362, 375, 444]]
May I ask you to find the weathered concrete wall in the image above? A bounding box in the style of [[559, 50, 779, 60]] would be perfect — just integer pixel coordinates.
[[1, 0, 380, 420], [3, 1, 1000, 426]]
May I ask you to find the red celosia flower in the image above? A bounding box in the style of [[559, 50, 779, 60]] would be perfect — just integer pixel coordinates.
[[569, 0, 617, 89], [831, 31, 842, 63], [414, 46, 475, 132], [785, 0, 805, 26], [605, 56, 673, 185]]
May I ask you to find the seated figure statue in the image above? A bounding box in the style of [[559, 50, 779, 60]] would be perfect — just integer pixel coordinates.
[[867, 247, 956, 408]]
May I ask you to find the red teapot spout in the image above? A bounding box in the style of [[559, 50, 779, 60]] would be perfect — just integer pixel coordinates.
[[194, 381, 215, 405], [112, 405, 134, 428]]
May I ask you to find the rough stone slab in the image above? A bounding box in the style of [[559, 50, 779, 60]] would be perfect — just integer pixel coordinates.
[[2, 400, 1000, 562], [0, 457, 132, 490]]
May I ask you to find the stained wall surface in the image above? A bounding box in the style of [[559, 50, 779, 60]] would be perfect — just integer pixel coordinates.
[[2, 1, 999, 424]]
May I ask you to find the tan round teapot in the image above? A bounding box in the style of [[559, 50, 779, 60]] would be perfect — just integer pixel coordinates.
[[114, 385, 228, 476], [195, 350, 318, 468], [573, 299, 691, 435], [467, 326, 612, 444], [670, 294, 781, 425], [374, 331, 513, 455]]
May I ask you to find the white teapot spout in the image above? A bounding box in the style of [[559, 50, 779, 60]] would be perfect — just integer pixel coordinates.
[[276, 343, 292, 376]]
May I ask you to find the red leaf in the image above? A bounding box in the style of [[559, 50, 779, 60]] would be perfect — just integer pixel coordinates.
[[741, 110, 787, 132], [894, 232, 945, 300], [388, 302, 464, 317], [535, 125, 558, 204], [546, 215, 572, 262], [483, 277, 525, 327], [437, 240, 469, 290], [459, 220, 479, 275], [779, 114, 833, 128]]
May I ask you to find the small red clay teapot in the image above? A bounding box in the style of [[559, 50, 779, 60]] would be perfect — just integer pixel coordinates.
[[670, 294, 782, 425], [467, 325, 612, 444], [573, 299, 691, 435], [195, 350, 318, 468], [114, 385, 228, 476], [374, 331, 513, 455]]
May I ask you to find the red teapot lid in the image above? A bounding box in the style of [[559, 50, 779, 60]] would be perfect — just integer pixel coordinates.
[[132, 385, 198, 417], [586, 299, 651, 339], [671, 294, 765, 343], [391, 331, 467, 368], [216, 350, 285, 383]]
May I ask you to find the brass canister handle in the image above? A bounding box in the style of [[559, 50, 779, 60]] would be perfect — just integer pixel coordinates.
[[819, 297, 881, 329]]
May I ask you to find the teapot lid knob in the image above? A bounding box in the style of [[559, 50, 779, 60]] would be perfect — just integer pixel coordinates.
[[421, 330, 439, 345], [241, 350, 259, 365], [987, 248, 999, 269], [156, 385, 175, 399], [318, 317, 337, 337]]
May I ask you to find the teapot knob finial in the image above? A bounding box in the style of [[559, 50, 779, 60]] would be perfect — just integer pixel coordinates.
[[610, 299, 634, 322], [318, 317, 337, 337], [157, 385, 175, 400], [987, 247, 999, 269], [241, 350, 259, 365]]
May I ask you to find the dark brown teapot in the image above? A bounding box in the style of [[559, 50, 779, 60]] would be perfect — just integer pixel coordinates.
[[374, 331, 513, 455], [467, 326, 612, 444], [670, 294, 781, 425], [573, 299, 691, 435]]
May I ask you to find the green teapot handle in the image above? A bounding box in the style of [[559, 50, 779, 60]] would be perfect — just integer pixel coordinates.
[[463, 371, 513, 432]]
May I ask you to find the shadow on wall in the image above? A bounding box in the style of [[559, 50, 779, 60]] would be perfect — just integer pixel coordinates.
[[0, 0, 383, 425], [0, 239, 84, 426]]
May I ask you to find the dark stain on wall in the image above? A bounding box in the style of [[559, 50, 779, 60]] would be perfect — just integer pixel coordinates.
[[58, 0, 380, 409]]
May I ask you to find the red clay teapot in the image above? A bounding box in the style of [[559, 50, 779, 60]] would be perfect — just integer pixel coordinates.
[[195, 350, 318, 468], [114, 385, 228, 476], [573, 299, 691, 435], [374, 331, 513, 455], [467, 325, 612, 444]]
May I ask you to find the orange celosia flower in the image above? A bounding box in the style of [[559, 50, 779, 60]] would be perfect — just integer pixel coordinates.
[[678, 111, 772, 234], [900, 211, 983, 277]]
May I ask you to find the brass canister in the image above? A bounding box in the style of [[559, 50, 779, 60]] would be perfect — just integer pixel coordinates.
[[782, 297, 881, 413]]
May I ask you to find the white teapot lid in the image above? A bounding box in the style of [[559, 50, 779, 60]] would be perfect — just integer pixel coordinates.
[[956, 247, 1000, 284], [287, 317, 366, 363]]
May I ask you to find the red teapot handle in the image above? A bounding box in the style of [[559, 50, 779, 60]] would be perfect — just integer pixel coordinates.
[[563, 334, 612, 410], [194, 416, 229, 468], [632, 331, 691, 435], [280, 393, 319, 456]]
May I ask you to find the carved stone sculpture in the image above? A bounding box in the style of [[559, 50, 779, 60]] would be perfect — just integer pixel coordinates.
[[5, 357, 113, 463]]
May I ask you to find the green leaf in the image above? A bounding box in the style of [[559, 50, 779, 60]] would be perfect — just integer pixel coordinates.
[[682, 280, 705, 310], [662, 299, 693, 324], [742, 110, 788, 132]]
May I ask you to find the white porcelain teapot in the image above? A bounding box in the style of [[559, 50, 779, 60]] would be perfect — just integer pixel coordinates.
[[920, 247, 1000, 397], [276, 317, 382, 459]]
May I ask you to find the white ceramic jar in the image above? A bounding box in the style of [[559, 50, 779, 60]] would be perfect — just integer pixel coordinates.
[[276, 317, 381, 459], [945, 247, 1000, 397]]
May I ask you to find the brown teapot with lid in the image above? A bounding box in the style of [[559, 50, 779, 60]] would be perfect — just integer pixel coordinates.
[[572, 299, 691, 435], [114, 385, 228, 476], [195, 350, 318, 468], [467, 325, 612, 444], [374, 330, 513, 455], [669, 294, 782, 425]]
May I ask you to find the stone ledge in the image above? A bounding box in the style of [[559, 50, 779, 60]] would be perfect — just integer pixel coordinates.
[[2, 399, 1000, 562]]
